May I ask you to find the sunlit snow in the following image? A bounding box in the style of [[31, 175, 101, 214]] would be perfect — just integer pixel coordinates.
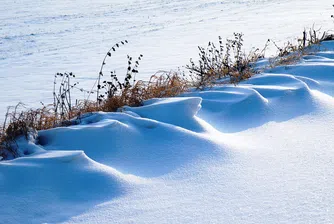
[[1, 0, 334, 223]]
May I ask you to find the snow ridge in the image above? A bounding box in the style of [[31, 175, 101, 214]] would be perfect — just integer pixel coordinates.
[[1, 43, 334, 223]]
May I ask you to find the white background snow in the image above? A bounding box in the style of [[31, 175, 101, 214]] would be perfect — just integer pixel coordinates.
[[1, 0, 334, 223]]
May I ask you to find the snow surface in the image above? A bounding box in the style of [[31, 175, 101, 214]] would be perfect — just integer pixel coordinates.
[[0, 0, 332, 117], [1, 41, 334, 223]]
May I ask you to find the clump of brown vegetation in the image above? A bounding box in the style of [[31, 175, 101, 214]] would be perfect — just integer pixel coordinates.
[[98, 70, 188, 112], [0, 103, 50, 159], [186, 33, 265, 89], [268, 26, 334, 68]]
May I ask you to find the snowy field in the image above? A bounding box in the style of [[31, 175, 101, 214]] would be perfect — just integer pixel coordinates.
[[0, 0, 332, 117], [1, 1, 334, 223], [1, 41, 334, 223]]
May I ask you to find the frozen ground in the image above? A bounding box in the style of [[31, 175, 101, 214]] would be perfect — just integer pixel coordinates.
[[0, 0, 332, 117], [0, 41, 334, 223]]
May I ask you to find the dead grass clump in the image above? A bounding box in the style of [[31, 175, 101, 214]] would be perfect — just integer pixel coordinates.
[[101, 88, 142, 112], [186, 33, 263, 89], [268, 27, 333, 68], [100, 71, 188, 111], [0, 103, 40, 159], [322, 34, 334, 41], [53, 72, 79, 121], [269, 52, 303, 68], [0, 100, 101, 159], [142, 71, 188, 99], [305, 27, 330, 45]]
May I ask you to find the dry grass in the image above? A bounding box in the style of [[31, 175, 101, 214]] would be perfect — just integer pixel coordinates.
[[0, 71, 188, 159], [101, 71, 188, 111], [143, 71, 188, 99], [268, 27, 334, 68], [269, 52, 304, 68], [2, 27, 334, 160], [186, 33, 264, 89]]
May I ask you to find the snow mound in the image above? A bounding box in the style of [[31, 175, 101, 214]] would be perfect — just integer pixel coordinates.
[[122, 97, 204, 131], [269, 63, 334, 97], [183, 52, 334, 132], [182, 87, 269, 132], [38, 108, 221, 178], [0, 149, 135, 223]]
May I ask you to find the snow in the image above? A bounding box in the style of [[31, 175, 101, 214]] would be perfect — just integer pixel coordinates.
[[122, 97, 205, 131], [1, 0, 334, 223], [1, 40, 334, 223], [0, 149, 136, 223]]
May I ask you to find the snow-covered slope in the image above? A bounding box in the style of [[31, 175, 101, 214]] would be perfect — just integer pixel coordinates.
[[1, 42, 334, 223]]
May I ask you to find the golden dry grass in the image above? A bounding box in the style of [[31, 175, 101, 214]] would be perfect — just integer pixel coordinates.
[[0, 71, 189, 159]]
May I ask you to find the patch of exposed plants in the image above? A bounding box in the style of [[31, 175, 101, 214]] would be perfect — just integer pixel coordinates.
[[186, 33, 265, 89], [2, 15, 334, 160], [268, 26, 334, 68]]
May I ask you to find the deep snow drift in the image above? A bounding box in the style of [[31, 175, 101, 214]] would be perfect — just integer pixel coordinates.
[[1, 41, 334, 223]]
